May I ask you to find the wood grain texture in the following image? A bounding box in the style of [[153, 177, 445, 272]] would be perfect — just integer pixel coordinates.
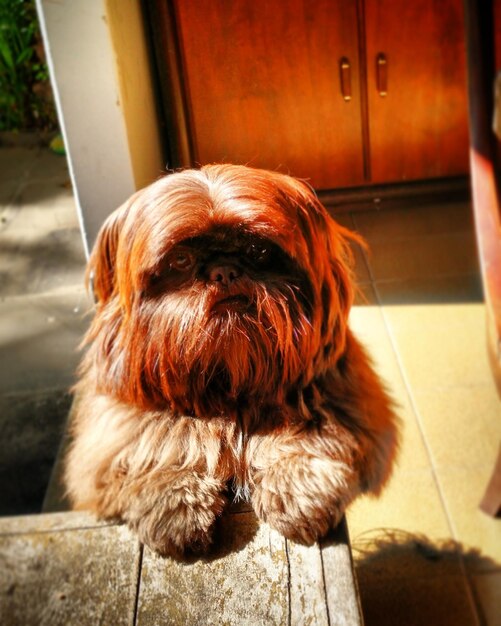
[[463, 0, 501, 394], [157, 0, 471, 187], [0, 514, 140, 626], [462, 0, 501, 516], [136, 512, 363, 626], [137, 513, 289, 625], [365, 0, 469, 183], [40, 399, 363, 623], [0, 511, 362, 623], [144, 0, 194, 168], [173, 0, 365, 189], [494, 0, 501, 165], [287, 540, 330, 625], [321, 522, 364, 626]]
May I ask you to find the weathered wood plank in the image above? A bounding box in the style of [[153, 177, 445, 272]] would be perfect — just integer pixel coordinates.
[[0, 509, 363, 625], [41, 402, 363, 625], [137, 510, 363, 626], [137, 512, 289, 625], [0, 513, 140, 626], [321, 521, 364, 626], [287, 539, 330, 626]]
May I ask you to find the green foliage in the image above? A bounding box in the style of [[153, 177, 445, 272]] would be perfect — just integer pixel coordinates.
[[0, 0, 57, 132]]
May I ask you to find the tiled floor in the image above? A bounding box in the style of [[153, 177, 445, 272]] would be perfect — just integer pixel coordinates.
[[336, 204, 501, 625], [0, 148, 500, 624]]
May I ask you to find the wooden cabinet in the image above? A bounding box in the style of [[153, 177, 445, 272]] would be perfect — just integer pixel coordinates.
[[171, 0, 365, 188], [365, 0, 469, 183], [151, 0, 469, 190]]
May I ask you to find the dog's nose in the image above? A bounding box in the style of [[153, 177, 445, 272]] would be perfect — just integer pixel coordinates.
[[208, 264, 241, 286]]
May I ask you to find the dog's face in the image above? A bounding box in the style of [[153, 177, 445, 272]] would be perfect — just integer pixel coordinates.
[[85, 164, 358, 415]]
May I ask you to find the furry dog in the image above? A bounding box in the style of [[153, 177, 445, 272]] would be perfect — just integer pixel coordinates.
[[65, 164, 399, 556]]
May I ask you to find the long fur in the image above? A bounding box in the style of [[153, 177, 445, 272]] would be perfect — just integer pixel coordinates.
[[65, 164, 399, 555]]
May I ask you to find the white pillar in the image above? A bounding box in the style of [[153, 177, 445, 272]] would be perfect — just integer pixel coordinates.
[[36, 0, 162, 257]]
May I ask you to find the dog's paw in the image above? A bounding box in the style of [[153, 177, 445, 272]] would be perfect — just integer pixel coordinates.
[[251, 455, 358, 544], [124, 474, 227, 557]]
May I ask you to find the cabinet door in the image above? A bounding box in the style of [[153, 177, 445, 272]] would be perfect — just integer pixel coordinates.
[[173, 0, 366, 189], [365, 0, 469, 183]]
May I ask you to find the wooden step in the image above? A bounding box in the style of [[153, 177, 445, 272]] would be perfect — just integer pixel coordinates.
[[34, 400, 364, 625], [1, 509, 363, 625]]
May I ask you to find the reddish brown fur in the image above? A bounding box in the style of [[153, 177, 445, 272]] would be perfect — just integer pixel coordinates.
[[65, 164, 399, 555]]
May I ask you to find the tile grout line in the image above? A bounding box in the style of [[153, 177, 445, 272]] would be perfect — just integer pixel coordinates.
[[351, 212, 458, 538], [376, 284, 457, 535], [376, 300, 482, 626], [352, 211, 483, 626]]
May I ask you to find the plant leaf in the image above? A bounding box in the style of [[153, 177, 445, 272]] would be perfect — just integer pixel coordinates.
[[16, 47, 33, 64], [0, 37, 14, 70]]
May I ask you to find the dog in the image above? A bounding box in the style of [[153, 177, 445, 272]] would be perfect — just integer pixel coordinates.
[[65, 164, 399, 556]]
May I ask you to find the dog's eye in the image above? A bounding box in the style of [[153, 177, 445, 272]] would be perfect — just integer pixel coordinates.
[[247, 243, 271, 265], [169, 252, 194, 272]]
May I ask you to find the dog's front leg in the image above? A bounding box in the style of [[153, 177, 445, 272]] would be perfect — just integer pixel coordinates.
[[247, 332, 399, 545], [65, 400, 233, 556], [121, 464, 228, 557], [247, 421, 362, 545]]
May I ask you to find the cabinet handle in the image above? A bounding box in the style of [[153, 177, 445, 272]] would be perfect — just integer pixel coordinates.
[[376, 53, 388, 96], [339, 57, 352, 101]]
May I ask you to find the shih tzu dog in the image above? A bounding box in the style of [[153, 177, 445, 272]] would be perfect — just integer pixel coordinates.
[[65, 164, 399, 556]]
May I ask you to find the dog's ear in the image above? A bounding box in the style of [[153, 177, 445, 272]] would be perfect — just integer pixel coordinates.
[[292, 178, 364, 316], [86, 207, 125, 304], [325, 217, 364, 319], [292, 179, 365, 360]]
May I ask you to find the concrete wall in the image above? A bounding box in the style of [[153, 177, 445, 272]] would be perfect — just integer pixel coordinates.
[[36, 0, 163, 257]]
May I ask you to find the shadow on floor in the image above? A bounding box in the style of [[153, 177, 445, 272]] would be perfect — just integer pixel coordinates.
[[352, 529, 499, 626]]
